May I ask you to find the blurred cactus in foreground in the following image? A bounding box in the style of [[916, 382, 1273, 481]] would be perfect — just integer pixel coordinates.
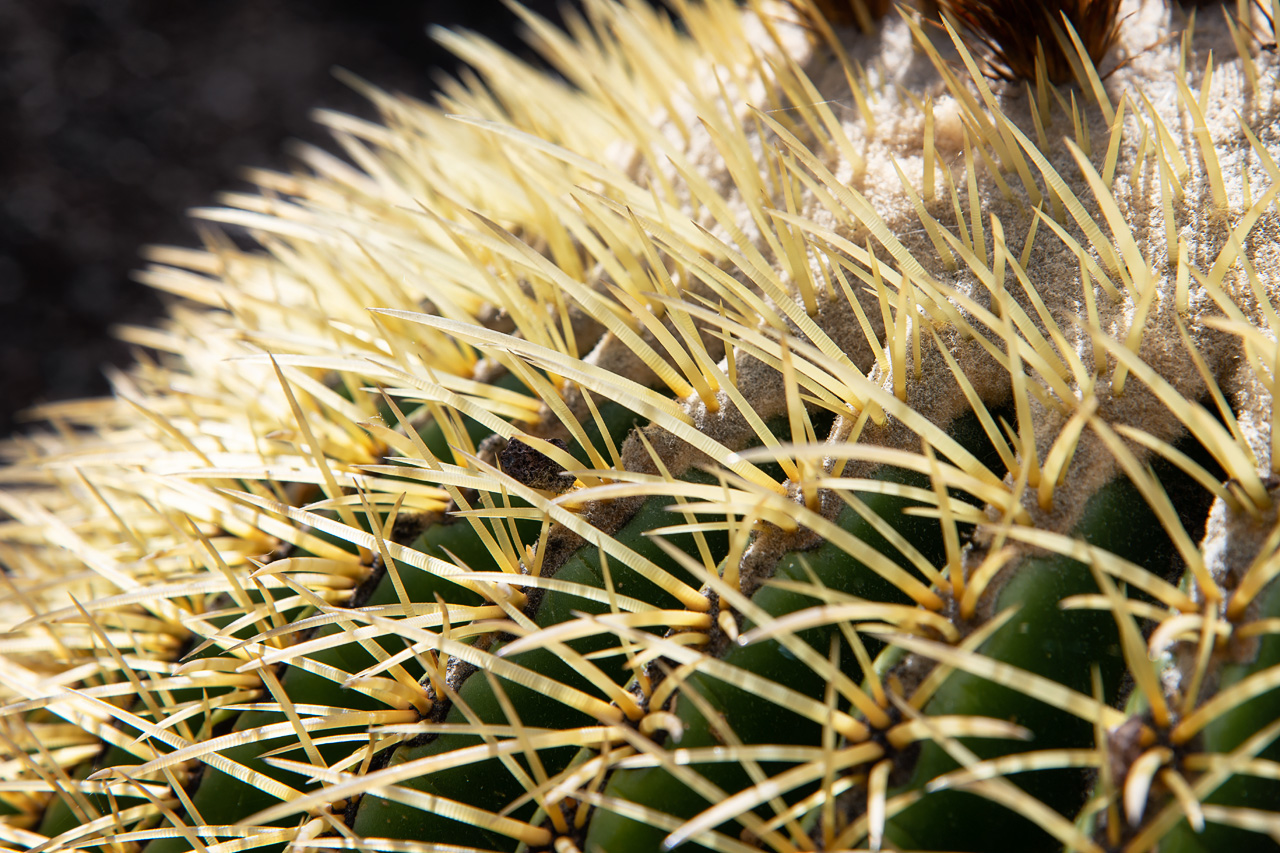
[[4, 0, 1280, 850]]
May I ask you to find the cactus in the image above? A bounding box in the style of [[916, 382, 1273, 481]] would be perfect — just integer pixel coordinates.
[[4, 0, 1280, 850]]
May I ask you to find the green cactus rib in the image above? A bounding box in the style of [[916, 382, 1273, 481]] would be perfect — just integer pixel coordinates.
[[6, 0, 1280, 852]]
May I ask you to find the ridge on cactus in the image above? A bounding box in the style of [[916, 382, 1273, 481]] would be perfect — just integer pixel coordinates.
[[4, 0, 1280, 851]]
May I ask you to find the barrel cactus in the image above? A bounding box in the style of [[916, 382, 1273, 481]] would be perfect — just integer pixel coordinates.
[[4, 0, 1280, 850]]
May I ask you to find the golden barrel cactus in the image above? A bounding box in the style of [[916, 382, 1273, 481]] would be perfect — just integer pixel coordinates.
[[3, 0, 1280, 850]]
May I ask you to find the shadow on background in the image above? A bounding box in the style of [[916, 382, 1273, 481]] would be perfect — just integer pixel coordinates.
[[0, 0, 586, 435]]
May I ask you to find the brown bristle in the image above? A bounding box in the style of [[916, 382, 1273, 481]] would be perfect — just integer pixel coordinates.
[[798, 0, 893, 32], [1257, 0, 1279, 40], [938, 0, 1123, 83]]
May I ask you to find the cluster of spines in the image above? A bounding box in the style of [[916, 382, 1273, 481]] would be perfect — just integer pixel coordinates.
[[1, 0, 1280, 852]]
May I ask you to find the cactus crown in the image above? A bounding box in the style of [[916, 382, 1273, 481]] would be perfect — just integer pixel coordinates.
[[4, 1, 1280, 851]]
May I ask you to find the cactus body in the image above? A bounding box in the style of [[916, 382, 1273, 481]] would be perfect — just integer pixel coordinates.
[[5, 1, 1280, 851]]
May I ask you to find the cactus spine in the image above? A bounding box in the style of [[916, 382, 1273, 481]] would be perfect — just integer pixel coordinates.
[[3, 0, 1280, 850]]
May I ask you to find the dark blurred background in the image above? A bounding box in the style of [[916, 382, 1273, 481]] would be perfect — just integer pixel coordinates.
[[0, 0, 583, 436]]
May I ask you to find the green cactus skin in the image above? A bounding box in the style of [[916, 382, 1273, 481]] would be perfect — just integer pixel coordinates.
[[4, 1, 1280, 852]]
